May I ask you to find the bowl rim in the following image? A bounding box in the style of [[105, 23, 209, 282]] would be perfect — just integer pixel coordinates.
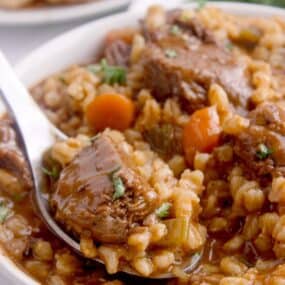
[[1, 2, 283, 285], [16, 1, 285, 78]]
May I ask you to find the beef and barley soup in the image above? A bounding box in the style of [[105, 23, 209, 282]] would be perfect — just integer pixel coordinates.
[[1, 4, 285, 285]]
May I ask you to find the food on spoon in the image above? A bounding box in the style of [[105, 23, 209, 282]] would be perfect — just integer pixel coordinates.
[[51, 132, 158, 244], [49, 130, 205, 275]]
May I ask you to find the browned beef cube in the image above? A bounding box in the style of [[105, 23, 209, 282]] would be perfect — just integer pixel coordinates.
[[51, 133, 158, 244]]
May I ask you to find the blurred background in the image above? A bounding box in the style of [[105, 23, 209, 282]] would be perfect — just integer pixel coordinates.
[[0, 0, 285, 64]]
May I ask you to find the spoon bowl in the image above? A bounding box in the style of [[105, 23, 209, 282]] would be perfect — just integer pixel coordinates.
[[0, 51, 202, 279]]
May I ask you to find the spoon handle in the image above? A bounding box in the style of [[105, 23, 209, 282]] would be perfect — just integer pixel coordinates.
[[0, 51, 65, 165], [0, 52, 80, 253]]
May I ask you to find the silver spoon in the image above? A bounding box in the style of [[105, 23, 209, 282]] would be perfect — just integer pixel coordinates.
[[0, 52, 202, 279]]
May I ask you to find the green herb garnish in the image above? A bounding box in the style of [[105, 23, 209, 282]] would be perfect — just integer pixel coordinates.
[[0, 202, 10, 224], [256, 143, 273, 160], [88, 59, 126, 85], [42, 166, 60, 180], [196, 0, 207, 11], [112, 176, 125, 200], [12, 192, 27, 203], [226, 42, 234, 51], [87, 64, 102, 74], [165, 49, 178, 58], [108, 166, 126, 200], [58, 76, 67, 85], [155, 202, 172, 219], [170, 25, 182, 36], [90, 133, 100, 142]]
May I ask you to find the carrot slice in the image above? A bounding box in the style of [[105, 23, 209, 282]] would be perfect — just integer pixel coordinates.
[[86, 93, 135, 132], [183, 106, 221, 165]]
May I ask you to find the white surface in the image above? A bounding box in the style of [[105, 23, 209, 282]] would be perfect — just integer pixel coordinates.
[[0, 0, 130, 25], [0, 1, 128, 64], [0, 2, 284, 285]]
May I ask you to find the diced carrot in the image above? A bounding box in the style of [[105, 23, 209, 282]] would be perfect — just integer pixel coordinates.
[[183, 106, 221, 165], [105, 28, 137, 45], [86, 93, 135, 132]]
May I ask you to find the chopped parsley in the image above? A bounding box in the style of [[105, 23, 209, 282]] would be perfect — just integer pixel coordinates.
[[155, 202, 172, 219], [108, 167, 126, 200], [90, 133, 100, 142], [0, 202, 10, 224], [88, 59, 126, 85], [165, 49, 178, 58], [225, 42, 234, 51], [12, 192, 27, 203], [58, 76, 67, 85], [170, 25, 182, 36], [196, 0, 207, 11], [256, 143, 273, 160], [42, 166, 60, 180]]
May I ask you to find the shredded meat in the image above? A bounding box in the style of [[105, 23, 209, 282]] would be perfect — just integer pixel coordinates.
[[51, 133, 158, 243], [142, 13, 252, 114]]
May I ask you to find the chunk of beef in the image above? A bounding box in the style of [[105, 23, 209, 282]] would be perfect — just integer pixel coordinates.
[[0, 119, 31, 189], [234, 125, 285, 178], [142, 13, 252, 114], [143, 9, 217, 46], [143, 41, 252, 113], [233, 103, 285, 180], [143, 123, 183, 158], [51, 133, 158, 244], [104, 40, 131, 67], [0, 119, 16, 143], [249, 102, 285, 135], [173, 16, 218, 45]]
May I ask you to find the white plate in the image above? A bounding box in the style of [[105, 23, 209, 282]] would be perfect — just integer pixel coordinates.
[[0, 2, 282, 285], [0, 0, 130, 26]]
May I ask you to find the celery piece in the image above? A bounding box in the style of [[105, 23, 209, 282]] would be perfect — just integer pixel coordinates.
[[161, 217, 190, 247]]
